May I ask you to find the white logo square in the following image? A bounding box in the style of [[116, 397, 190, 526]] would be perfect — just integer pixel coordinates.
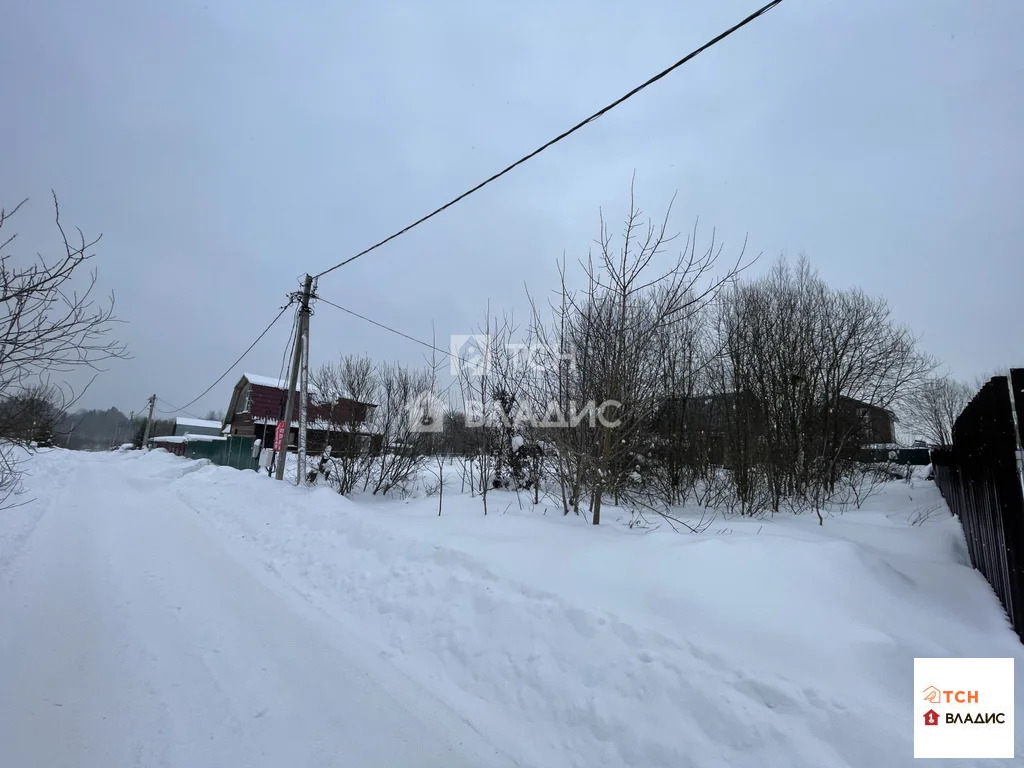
[[914, 657, 1014, 759]]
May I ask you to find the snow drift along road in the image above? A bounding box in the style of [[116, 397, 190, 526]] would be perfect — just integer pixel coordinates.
[[1, 448, 1021, 767]]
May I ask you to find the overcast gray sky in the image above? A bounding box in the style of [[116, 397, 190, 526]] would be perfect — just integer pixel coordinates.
[[2, 0, 1021, 417]]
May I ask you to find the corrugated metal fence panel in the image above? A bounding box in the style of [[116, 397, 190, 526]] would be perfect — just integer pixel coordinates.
[[1012, 370, 1024, 445], [151, 439, 187, 457], [931, 370, 1024, 643], [185, 439, 227, 465], [224, 436, 260, 471], [175, 437, 259, 471]]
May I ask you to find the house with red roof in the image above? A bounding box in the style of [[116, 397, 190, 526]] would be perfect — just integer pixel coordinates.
[[222, 373, 379, 456]]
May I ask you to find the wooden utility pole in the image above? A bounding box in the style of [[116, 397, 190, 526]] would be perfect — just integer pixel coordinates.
[[141, 394, 157, 447], [275, 275, 314, 481]]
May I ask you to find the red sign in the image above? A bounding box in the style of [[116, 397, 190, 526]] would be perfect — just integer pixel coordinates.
[[274, 420, 288, 451]]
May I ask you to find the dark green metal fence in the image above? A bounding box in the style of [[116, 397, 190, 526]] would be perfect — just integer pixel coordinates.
[[182, 436, 259, 471]]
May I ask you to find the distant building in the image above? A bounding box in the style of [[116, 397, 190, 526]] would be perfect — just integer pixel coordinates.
[[222, 373, 380, 455], [654, 390, 898, 464], [172, 417, 223, 437]]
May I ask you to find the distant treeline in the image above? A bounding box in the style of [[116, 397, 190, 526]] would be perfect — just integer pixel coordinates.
[[54, 408, 174, 451]]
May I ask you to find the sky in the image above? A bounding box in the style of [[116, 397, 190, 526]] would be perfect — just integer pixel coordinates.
[[2, 0, 1022, 418]]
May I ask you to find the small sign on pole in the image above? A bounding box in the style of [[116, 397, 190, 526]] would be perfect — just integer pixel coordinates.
[[274, 420, 288, 452]]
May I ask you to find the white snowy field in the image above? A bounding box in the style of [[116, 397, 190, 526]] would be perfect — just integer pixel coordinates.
[[1, 448, 1021, 767]]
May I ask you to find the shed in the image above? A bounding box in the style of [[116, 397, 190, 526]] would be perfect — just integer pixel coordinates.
[[173, 417, 223, 437]]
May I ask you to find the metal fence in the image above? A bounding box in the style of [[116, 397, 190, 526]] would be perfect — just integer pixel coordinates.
[[151, 435, 261, 472], [931, 369, 1024, 643]]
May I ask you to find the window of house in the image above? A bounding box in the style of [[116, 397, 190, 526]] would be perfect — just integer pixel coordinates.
[[239, 385, 251, 413]]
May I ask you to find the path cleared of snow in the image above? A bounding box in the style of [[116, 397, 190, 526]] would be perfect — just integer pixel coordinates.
[[2, 449, 1021, 767]]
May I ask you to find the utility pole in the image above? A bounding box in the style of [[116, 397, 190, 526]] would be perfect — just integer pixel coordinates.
[[120, 410, 132, 449], [297, 285, 312, 485], [276, 275, 314, 481], [141, 394, 156, 447]]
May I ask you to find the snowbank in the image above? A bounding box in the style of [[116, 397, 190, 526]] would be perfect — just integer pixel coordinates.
[[88, 452, 1024, 765]]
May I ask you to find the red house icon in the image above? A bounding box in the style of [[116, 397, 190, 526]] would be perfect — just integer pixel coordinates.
[[923, 709, 940, 726]]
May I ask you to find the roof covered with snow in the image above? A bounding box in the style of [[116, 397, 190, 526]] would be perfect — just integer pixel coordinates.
[[174, 417, 222, 429], [242, 373, 322, 395], [242, 373, 289, 390], [152, 434, 227, 444]]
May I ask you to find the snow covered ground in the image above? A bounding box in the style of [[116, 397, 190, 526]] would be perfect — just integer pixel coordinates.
[[1, 448, 1021, 767]]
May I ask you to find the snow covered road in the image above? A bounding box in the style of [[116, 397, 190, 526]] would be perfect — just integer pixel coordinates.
[[3, 448, 1022, 767], [0, 452, 511, 768]]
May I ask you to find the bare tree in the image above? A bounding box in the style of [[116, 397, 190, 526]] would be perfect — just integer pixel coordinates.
[[529, 180, 752, 524], [0, 382, 67, 447], [902, 375, 972, 446], [422, 330, 450, 515], [1, 195, 128, 391], [0, 194, 129, 504], [455, 310, 497, 515], [718, 255, 934, 522]]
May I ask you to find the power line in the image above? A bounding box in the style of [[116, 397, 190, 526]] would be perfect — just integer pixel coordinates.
[[154, 398, 206, 420], [312, 0, 784, 280], [278, 304, 300, 386], [315, 297, 484, 403], [156, 301, 295, 416], [316, 297, 467, 366]]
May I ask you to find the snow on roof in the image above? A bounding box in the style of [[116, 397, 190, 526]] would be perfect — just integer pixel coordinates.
[[175, 417, 222, 429], [242, 373, 322, 395], [152, 434, 226, 444], [243, 373, 289, 389]]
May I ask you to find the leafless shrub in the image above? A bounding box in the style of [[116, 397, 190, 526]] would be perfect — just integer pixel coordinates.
[[308, 355, 432, 498], [366, 362, 432, 496], [834, 461, 900, 510], [309, 355, 377, 494], [908, 501, 944, 527]]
